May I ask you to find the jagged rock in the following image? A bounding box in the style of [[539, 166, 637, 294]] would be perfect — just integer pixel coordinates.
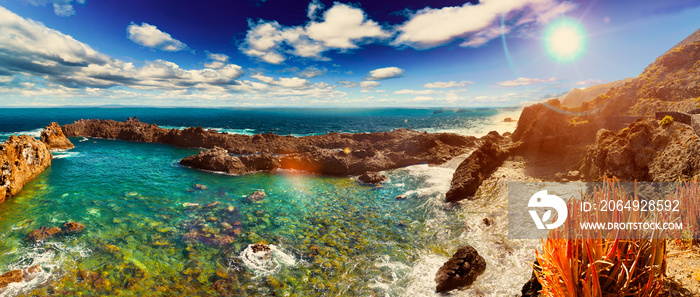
[[0, 265, 42, 289], [580, 118, 700, 181], [63, 119, 477, 177], [62, 222, 85, 234], [246, 191, 267, 202], [358, 172, 387, 184], [40, 122, 74, 150], [251, 243, 271, 253], [26, 226, 62, 242], [521, 261, 542, 297], [435, 245, 486, 293], [180, 147, 247, 174], [0, 135, 52, 203], [446, 132, 512, 203]]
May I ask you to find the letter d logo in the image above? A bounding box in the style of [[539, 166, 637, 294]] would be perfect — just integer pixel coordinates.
[[527, 190, 568, 229]]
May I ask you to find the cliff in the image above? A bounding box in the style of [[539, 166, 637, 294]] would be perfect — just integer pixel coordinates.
[[0, 135, 52, 202]]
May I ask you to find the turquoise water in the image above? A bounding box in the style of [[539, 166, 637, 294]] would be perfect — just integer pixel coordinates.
[[0, 108, 528, 296]]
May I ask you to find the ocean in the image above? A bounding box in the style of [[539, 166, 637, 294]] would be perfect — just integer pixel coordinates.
[[0, 107, 535, 296]]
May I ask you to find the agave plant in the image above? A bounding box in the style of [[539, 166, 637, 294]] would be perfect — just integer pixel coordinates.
[[534, 178, 667, 296], [671, 179, 700, 244]]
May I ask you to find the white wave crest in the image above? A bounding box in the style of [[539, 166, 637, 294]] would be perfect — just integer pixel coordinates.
[[238, 244, 296, 277]]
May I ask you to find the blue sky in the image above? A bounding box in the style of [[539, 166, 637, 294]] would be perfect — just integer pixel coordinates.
[[0, 0, 698, 107]]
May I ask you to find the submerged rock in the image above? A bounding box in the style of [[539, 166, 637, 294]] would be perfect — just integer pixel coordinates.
[[246, 191, 267, 202], [0, 265, 42, 289], [62, 222, 85, 234], [26, 226, 62, 242], [192, 184, 208, 191], [435, 245, 486, 293], [40, 122, 74, 150], [357, 172, 387, 184], [0, 135, 52, 203]]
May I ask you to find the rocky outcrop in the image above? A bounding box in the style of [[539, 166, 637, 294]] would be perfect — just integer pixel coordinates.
[[40, 122, 74, 150], [580, 118, 700, 181], [65, 119, 477, 177], [445, 131, 512, 203], [0, 135, 52, 203], [511, 101, 599, 155], [358, 172, 387, 184], [435, 245, 486, 293], [0, 265, 42, 289]]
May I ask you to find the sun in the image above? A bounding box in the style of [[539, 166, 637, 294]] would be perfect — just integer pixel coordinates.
[[543, 18, 587, 63]]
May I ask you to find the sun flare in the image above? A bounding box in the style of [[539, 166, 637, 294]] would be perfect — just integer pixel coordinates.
[[544, 18, 587, 63]]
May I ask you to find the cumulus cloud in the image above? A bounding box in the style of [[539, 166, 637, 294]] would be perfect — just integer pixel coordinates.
[[240, 3, 389, 64], [251, 74, 311, 89], [393, 89, 435, 95], [53, 3, 75, 16], [0, 6, 242, 92], [360, 81, 380, 90], [423, 80, 473, 88], [299, 66, 326, 78], [496, 77, 558, 87], [393, 0, 577, 49], [575, 79, 604, 86], [367, 67, 404, 80], [127, 22, 189, 52]]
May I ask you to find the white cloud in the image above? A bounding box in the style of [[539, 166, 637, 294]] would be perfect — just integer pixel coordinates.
[[367, 67, 404, 80], [24, 0, 84, 16], [337, 80, 360, 88], [251, 74, 310, 89], [307, 0, 323, 20], [495, 77, 558, 87], [127, 22, 189, 52], [299, 66, 326, 78], [575, 79, 604, 86], [53, 3, 75, 16], [240, 3, 389, 64], [393, 0, 577, 49], [393, 89, 435, 95], [423, 80, 473, 88], [204, 52, 229, 69], [0, 6, 243, 92], [360, 81, 380, 90]]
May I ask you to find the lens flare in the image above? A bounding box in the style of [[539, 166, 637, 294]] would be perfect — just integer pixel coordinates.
[[543, 18, 587, 63]]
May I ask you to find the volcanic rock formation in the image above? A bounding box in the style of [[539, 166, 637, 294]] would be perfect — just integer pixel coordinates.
[[0, 135, 52, 203]]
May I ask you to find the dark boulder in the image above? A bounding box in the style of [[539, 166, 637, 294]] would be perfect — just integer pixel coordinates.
[[358, 172, 387, 184], [435, 245, 486, 293], [445, 131, 512, 203]]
